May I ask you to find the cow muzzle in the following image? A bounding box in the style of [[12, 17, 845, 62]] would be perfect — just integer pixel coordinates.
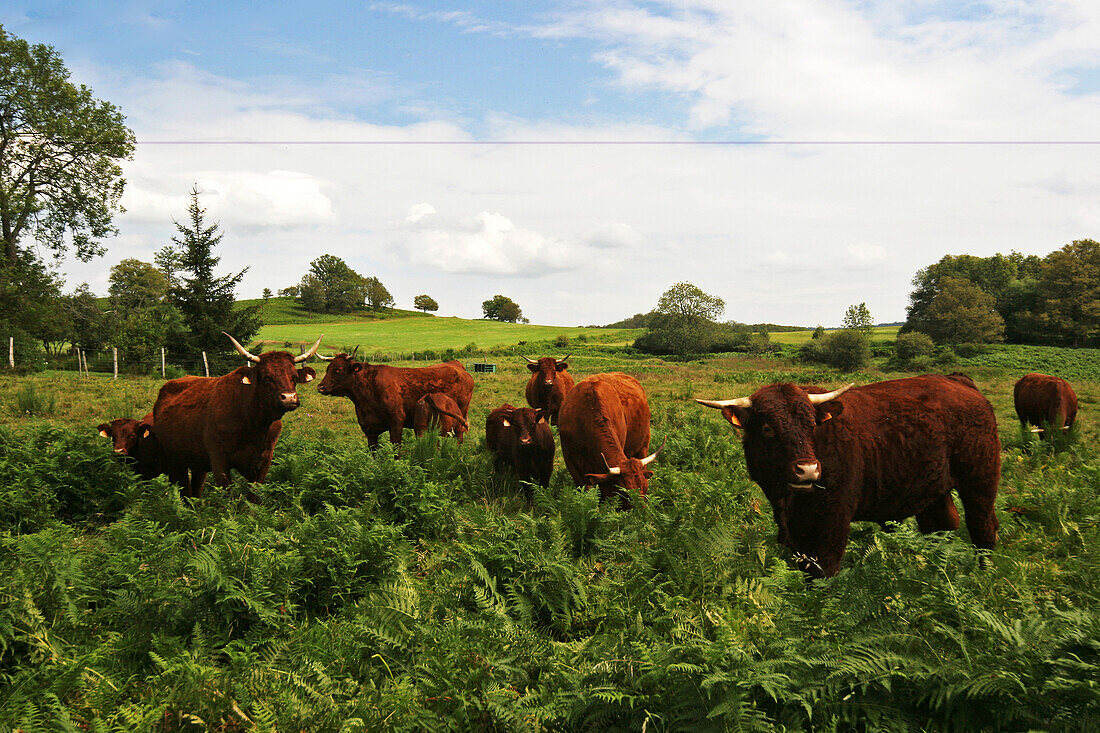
[[788, 462, 821, 491], [279, 392, 301, 411]]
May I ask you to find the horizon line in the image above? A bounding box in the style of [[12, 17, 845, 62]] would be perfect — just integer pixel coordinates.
[[132, 139, 1100, 145]]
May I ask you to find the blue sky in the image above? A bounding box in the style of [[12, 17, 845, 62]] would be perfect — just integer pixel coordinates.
[[3, 1, 1098, 326]]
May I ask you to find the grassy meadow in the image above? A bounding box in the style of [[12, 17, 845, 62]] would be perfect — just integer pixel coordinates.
[[2, 339, 1100, 730], [767, 325, 901, 345]]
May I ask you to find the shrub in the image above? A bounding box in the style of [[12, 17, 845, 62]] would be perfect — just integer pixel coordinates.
[[554, 334, 570, 348], [13, 384, 56, 416], [893, 332, 936, 369], [805, 329, 870, 371]]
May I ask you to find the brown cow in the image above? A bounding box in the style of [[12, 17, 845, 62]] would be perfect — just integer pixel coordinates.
[[316, 355, 473, 448], [697, 374, 1001, 578], [558, 372, 663, 507], [485, 404, 555, 493], [152, 333, 321, 498], [98, 412, 160, 480], [413, 392, 470, 443], [523, 354, 575, 425], [1014, 373, 1078, 439]]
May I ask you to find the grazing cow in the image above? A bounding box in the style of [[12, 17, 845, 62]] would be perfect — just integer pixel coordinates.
[[413, 392, 470, 443], [152, 333, 321, 498], [98, 413, 160, 480], [1014, 373, 1078, 439], [696, 374, 1001, 578], [485, 404, 555, 493], [316, 355, 474, 448], [558, 372, 663, 507], [523, 354, 575, 425]]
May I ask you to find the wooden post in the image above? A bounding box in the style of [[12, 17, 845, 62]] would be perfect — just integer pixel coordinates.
[[8, 337, 12, 369], [82, 349, 88, 378], [161, 347, 166, 378], [79, 349, 84, 377], [202, 351, 209, 377], [113, 347, 118, 380]]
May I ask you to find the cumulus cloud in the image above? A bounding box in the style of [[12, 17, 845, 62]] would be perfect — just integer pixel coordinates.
[[396, 205, 577, 276]]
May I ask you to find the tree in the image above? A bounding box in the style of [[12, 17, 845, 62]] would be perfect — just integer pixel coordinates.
[[262, 288, 272, 300], [820, 330, 870, 371], [364, 276, 394, 311], [1030, 239, 1100, 347], [842, 302, 873, 337], [109, 259, 169, 312], [636, 282, 725, 355], [163, 187, 260, 355], [482, 294, 523, 323], [920, 277, 1005, 345], [0, 248, 63, 350], [278, 286, 299, 298], [414, 294, 439, 313], [0, 28, 135, 265], [812, 325, 826, 340], [297, 254, 369, 313], [63, 283, 113, 353]]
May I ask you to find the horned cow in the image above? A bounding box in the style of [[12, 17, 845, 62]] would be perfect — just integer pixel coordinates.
[[485, 404, 555, 494], [1014, 372, 1078, 439], [697, 374, 1001, 578], [523, 354, 574, 425], [98, 413, 160, 480]]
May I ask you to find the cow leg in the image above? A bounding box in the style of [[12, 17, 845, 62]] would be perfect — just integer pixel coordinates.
[[388, 423, 404, 446], [957, 483, 999, 551], [916, 494, 961, 533], [190, 470, 207, 498], [785, 499, 852, 579]]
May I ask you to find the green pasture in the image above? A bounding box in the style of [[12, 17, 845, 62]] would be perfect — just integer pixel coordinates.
[[258, 316, 642, 357], [240, 296, 430, 326], [3, 342, 1100, 730], [767, 324, 901, 345]]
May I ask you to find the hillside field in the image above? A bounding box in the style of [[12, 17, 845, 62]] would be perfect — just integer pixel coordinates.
[[2, 339, 1099, 730]]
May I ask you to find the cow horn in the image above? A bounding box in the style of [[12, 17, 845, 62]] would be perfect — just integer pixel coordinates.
[[317, 353, 334, 361], [807, 383, 855, 404], [223, 332, 261, 363], [640, 435, 667, 466], [350, 345, 360, 360], [601, 453, 622, 475], [1030, 427, 1044, 433], [294, 335, 324, 363], [695, 397, 752, 409], [556, 354, 571, 363], [522, 355, 537, 364]]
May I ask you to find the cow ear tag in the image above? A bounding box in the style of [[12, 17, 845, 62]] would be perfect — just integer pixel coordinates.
[[99, 430, 109, 438], [304, 372, 314, 382], [721, 407, 743, 428], [141, 428, 151, 438], [821, 412, 832, 422], [241, 375, 251, 385], [502, 419, 511, 427]]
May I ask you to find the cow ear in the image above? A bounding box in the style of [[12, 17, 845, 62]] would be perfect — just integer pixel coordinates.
[[643, 470, 654, 479], [351, 363, 362, 373], [815, 400, 844, 424], [555, 362, 568, 372], [297, 366, 316, 383], [584, 472, 613, 485], [240, 366, 253, 385], [98, 424, 110, 438], [502, 418, 511, 427], [721, 405, 750, 429], [527, 363, 539, 372]]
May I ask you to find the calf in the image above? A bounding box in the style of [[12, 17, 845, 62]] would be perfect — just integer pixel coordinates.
[[97, 413, 160, 480], [485, 404, 555, 494], [413, 392, 470, 443], [1014, 373, 1078, 439], [558, 372, 662, 507], [697, 374, 1001, 578]]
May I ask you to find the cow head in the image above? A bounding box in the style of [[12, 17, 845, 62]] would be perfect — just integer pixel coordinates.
[[315, 352, 364, 397], [225, 333, 321, 414], [524, 355, 570, 387], [584, 437, 666, 498], [499, 406, 547, 446], [696, 383, 852, 492], [98, 417, 152, 456]]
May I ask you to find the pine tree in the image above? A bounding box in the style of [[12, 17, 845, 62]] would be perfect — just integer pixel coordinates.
[[164, 188, 261, 356]]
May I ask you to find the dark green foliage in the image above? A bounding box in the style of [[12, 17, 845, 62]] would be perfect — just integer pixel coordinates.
[[636, 283, 726, 356], [892, 331, 936, 370], [482, 294, 523, 322], [413, 293, 439, 313], [297, 254, 370, 314], [801, 328, 870, 371]]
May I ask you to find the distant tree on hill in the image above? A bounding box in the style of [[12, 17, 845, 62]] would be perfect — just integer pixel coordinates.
[[842, 303, 874, 337], [109, 259, 169, 312], [1029, 239, 1100, 347], [262, 288, 272, 300], [812, 325, 826, 339], [297, 254, 369, 314], [365, 276, 395, 311], [414, 294, 439, 313], [482, 295, 523, 323], [635, 282, 725, 355], [278, 286, 299, 298]]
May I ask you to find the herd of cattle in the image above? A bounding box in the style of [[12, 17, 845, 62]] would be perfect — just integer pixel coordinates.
[[97, 333, 1080, 578]]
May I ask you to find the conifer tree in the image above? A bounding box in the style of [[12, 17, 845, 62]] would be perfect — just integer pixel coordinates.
[[163, 187, 260, 356]]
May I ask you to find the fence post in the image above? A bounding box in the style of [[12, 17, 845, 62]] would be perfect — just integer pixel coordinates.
[[8, 336, 12, 369], [161, 347, 166, 378], [113, 347, 118, 380], [82, 349, 89, 378], [202, 351, 209, 377]]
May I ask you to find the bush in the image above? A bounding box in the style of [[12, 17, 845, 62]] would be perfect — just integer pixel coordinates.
[[1, 326, 46, 373], [803, 329, 870, 371], [554, 334, 570, 348], [12, 384, 56, 417], [893, 332, 936, 370]]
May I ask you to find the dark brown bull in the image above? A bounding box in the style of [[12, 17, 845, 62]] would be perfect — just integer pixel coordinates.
[[485, 404, 555, 493], [413, 392, 470, 443], [152, 333, 321, 498], [558, 372, 662, 507], [697, 374, 1001, 578], [316, 355, 474, 448], [524, 354, 574, 425], [1014, 373, 1078, 439], [98, 412, 160, 480]]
